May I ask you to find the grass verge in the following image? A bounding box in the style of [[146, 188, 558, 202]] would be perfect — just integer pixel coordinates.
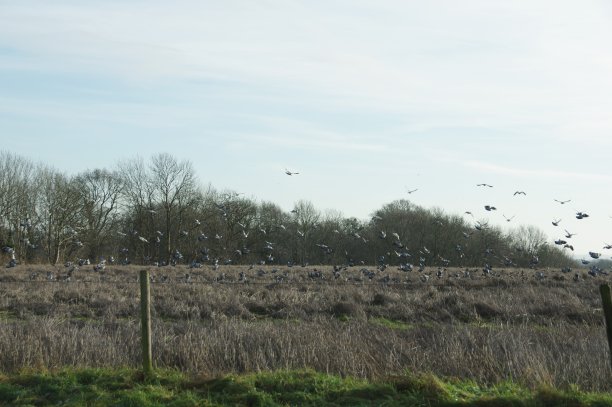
[[0, 368, 611, 406]]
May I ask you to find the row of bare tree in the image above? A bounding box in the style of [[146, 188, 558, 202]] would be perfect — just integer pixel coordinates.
[[0, 150, 574, 269]]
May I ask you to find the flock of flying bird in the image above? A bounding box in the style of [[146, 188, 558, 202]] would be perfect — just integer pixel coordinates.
[[2, 168, 611, 283], [470, 183, 610, 265]]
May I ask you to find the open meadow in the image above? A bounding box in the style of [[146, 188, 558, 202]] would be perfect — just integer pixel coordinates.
[[1, 263, 611, 394]]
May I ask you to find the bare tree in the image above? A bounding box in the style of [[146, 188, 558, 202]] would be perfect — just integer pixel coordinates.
[[35, 167, 84, 264], [0, 151, 37, 262], [117, 157, 156, 262], [292, 200, 321, 264], [74, 168, 123, 261], [149, 153, 197, 263]]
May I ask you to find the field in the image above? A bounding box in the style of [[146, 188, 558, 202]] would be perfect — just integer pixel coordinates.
[[0, 262, 611, 398]]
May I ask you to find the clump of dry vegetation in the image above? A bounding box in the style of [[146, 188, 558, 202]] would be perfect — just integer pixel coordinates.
[[0, 264, 610, 391]]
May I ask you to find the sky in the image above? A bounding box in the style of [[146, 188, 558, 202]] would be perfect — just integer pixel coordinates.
[[1, 0, 611, 259]]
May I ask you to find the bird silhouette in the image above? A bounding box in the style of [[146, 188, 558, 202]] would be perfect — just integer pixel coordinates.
[[513, 191, 526, 196], [285, 169, 299, 176], [554, 199, 571, 204], [564, 230, 577, 238], [477, 183, 493, 188], [552, 218, 562, 226]]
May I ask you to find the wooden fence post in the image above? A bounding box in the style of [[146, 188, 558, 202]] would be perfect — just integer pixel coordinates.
[[140, 269, 153, 376], [600, 284, 612, 371]]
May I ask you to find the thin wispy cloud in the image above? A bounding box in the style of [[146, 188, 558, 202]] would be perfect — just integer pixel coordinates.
[[1, 1, 611, 253], [463, 160, 612, 183]]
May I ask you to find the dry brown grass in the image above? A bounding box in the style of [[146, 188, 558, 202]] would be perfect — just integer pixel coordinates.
[[0, 264, 610, 390]]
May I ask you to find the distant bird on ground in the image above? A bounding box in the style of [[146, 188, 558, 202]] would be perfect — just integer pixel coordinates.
[[484, 205, 497, 211], [552, 218, 562, 226], [406, 188, 418, 194], [513, 191, 526, 196], [477, 183, 493, 188], [503, 214, 515, 222], [285, 169, 299, 176], [554, 199, 571, 204]]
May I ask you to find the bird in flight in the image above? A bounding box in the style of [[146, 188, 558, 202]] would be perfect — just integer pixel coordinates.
[[513, 191, 526, 196], [406, 188, 418, 194], [564, 229, 577, 238], [484, 205, 497, 211], [503, 214, 515, 222], [464, 211, 474, 217], [285, 169, 299, 176], [554, 199, 571, 204], [477, 183, 493, 188], [552, 218, 561, 226]]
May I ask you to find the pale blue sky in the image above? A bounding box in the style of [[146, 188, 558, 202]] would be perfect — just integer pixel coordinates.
[[1, 1, 611, 258]]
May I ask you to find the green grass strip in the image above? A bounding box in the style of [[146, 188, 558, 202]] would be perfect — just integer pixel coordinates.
[[0, 368, 611, 406]]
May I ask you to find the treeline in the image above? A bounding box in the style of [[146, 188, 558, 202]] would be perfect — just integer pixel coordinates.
[[0, 151, 574, 269]]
